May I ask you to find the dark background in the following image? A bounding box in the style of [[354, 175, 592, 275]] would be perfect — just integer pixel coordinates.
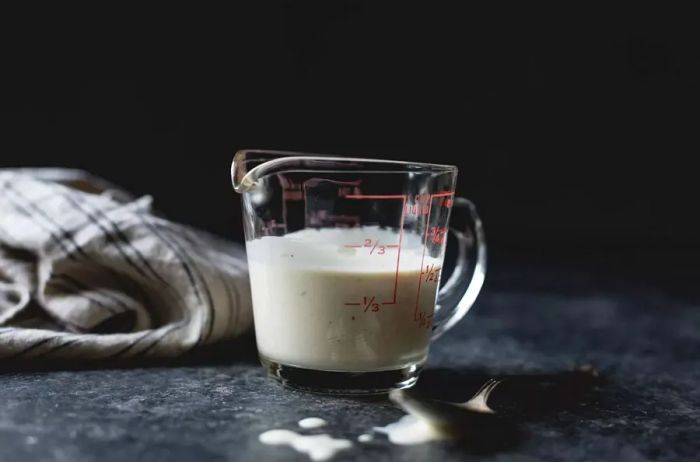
[[1, 3, 697, 268]]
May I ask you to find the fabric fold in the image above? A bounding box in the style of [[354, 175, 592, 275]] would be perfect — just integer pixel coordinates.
[[0, 169, 253, 361]]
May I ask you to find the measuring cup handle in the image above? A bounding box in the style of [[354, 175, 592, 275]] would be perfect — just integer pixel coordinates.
[[432, 197, 487, 339]]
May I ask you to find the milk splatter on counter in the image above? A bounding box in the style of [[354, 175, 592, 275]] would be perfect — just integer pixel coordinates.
[[298, 417, 328, 429], [374, 414, 446, 445], [259, 429, 352, 461]]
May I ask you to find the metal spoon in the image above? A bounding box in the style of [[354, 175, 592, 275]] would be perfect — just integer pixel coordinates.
[[388, 378, 508, 440]]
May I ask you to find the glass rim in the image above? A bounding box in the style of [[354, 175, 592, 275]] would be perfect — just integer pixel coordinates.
[[236, 149, 458, 172]]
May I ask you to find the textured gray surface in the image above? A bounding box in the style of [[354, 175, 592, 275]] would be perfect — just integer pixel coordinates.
[[2, 266, 699, 461]]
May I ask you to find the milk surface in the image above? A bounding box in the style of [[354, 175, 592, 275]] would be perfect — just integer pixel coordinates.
[[246, 227, 442, 371]]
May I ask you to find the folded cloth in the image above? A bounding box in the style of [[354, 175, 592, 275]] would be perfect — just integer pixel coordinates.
[[0, 169, 253, 361]]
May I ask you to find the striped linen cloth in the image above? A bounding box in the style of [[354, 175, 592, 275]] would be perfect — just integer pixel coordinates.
[[0, 169, 253, 361]]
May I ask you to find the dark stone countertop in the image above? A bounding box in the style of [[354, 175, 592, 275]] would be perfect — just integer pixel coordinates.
[[2, 258, 699, 461]]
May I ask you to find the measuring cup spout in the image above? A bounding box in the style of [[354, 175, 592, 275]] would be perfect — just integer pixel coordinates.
[[232, 149, 350, 193], [232, 150, 285, 193]]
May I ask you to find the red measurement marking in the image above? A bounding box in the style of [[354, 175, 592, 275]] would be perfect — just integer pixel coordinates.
[[345, 296, 380, 312], [305, 179, 362, 188], [307, 212, 361, 227], [405, 193, 455, 216], [431, 191, 455, 198], [302, 179, 363, 227], [421, 263, 441, 283], [389, 195, 406, 304], [344, 239, 399, 255], [304, 179, 363, 199], [414, 191, 455, 323], [404, 204, 431, 216], [333, 180, 363, 197], [345, 194, 407, 199], [280, 177, 303, 201], [429, 226, 448, 245], [416, 312, 434, 329], [345, 194, 407, 305], [283, 190, 303, 200], [363, 296, 380, 312]]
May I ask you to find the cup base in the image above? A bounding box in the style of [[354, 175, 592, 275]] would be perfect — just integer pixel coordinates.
[[260, 357, 423, 395]]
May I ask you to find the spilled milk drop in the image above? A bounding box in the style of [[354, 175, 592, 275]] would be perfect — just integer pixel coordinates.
[[298, 417, 328, 429], [373, 414, 446, 445], [259, 429, 352, 461]]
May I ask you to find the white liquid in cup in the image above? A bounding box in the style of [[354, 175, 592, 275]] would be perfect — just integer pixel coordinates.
[[246, 227, 442, 371]]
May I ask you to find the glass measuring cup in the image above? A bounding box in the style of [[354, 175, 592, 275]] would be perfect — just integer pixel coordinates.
[[232, 149, 486, 394]]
